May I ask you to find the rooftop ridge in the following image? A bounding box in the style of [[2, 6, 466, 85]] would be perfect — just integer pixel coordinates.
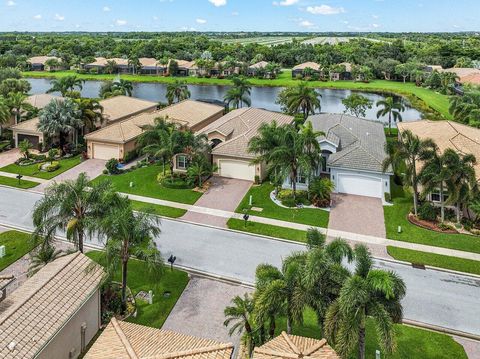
[[143, 343, 234, 359], [111, 318, 139, 359], [281, 331, 301, 355]]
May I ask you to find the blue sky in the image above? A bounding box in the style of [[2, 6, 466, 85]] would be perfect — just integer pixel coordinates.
[[0, 0, 478, 32]]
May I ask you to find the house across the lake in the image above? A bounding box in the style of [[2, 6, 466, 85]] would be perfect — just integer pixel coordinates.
[[284, 113, 392, 202], [292, 61, 322, 78], [330, 62, 353, 81], [0, 252, 104, 359], [27, 56, 63, 71], [247, 61, 269, 76]]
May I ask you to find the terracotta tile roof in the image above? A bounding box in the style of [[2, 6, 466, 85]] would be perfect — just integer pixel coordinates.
[[398, 120, 480, 181], [99, 96, 158, 123], [27, 56, 60, 65], [139, 57, 161, 68], [439, 67, 480, 82], [253, 332, 339, 359], [26, 94, 63, 109], [249, 61, 269, 69], [0, 252, 104, 359], [459, 73, 480, 85], [292, 62, 322, 71], [10, 117, 41, 134], [85, 318, 234, 359], [85, 100, 224, 144], [205, 108, 293, 159]]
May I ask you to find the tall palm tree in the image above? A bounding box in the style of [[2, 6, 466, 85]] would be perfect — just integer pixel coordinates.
[[114, 79, 133, 97], [224, 294, 256, 357], [443, 150, 477, 223], [98, 197, 163, 309], [439, 72, 459, 95], [419, 147, 451, 222], [6, 92, 32, 124], [166, 80, 190, 104], [32, 173, 120, 253], [376, 97, 405, 136], [382, 129, 435, 216], [324, 245, 406, 359], [128, 55, 141, 75], [104, 60, 117, 75], [224, 87, 251, 109], [47, 75, 85, 97], [74, 98, 104, 133], [449, 91, 480, 126], [0, 97, 11, 136], [277, 82, 322, 121]]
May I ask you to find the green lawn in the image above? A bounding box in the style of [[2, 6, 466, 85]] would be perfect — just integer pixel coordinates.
[[387, 246, 480, 276], [227, 218, 307, 242], [24, 70, 451, 119], [0, 155, 82, 180], [92, 165, 202, 205], [275, 308, 466, 359], [384, 184, 480, 254], [236, 183, 329, 228], [131, 200, 187, 218], [86, 250, 189, 328], [0, 175, 39, 189], [0, 231, 35, 271]]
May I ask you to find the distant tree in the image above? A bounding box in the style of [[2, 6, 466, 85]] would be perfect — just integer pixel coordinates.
[[0, 97, 11, 136], [0, 78, 31, 96], [168, 59, 179, 76], [224, 76, 252, 109], [104, 60, 117, 75], [276, 82, 321, 120], [47, 75, 85, 97], [342, 93, 373, 118], [455, 57, 474, 68], [166, 80, 190, 104], [128, 54, 141, 74], [439, 72, 459, 95], [449, 91, 480, 127]]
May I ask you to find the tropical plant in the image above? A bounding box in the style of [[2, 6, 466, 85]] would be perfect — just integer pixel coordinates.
[[47, 75, 85, 97], [104, 60, 117, 75], [382, 129, 436, 216], [166, 80, 190, 104], [324, 245, 406, 359], [224, 294, 256, 357], [224, 76, 252, 109], [449, 91, 480, 127], [376, 97, 405, 135], [33, 173, 120, 253], [74, 98, 104, 132], [439, 71, 459, 95], [187, 156, 216, 187], [114, 79, 133, 97], [28, 244, 66, 277], [128, 54, 141, 74], [0, 78, 31, 96], [18, 139, 33, 159], [98, 197, 163, 309], [6, 91, 32, 124], [309, 178, 334, 206], [342, 94, 373, 118], [0, 97, 10, 136], [277, 82, 321, 120], [37, 99, 83, 155]]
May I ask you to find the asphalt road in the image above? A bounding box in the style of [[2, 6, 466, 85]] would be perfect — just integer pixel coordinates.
[[0, 186, 479, 336]]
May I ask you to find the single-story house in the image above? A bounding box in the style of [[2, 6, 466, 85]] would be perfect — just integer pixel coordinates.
[[247, 61, 270, 76], [398, 120, 480, 203], [11, 95, 157, 150], [439, 67, 480, 85], [292, 62, 322, 78], [198, 108, 293, 181], [173, 59, 198, 76], [330, 62, 353, 81], [284, 113, 392, 202], [0, 252, 104, 359], [84, 317, 233, 359], [27, 56, 63, 71], [138, 57, 165, 75], [85, 100, 225, 160], [253, 331, 339, 359], [84, 57, 130, 74]]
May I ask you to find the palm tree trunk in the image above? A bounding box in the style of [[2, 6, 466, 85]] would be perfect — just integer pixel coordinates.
[[457, 202, 461, 223], [78, 229, 84, 253], [440, 183, 445, 222], [358, 325, 366, 359], [412, 164, 418, 216], [269, 316, 276, 338], [388, 112, 392, 136], [162, 158, 166, 176], [286, 317, 292, 334], [121, 258, 128, 312]]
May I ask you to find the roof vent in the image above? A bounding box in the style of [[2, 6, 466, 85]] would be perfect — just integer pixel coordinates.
[[7, 341, 16, 351]]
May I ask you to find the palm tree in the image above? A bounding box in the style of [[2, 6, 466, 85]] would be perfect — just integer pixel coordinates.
[[47, 75, 85, 96], [104, 60, 117, 75], [32, 173, 120, 253], [324, 245, 406, 359], [166, 80, 190, 104], [0, 97, 11, 136], [224, 294, 256, 357], [114, 79, 133, 97], [6, 92, 32, 124], [376, 97, 405, 136], [382, 129, 435, 216], [74, 98, 104, 133], [18, 139, 33, 159], [449, 91, 480, 126], [187, 157, 216, 187], [439, 72, 459, 95], [98, 197, 163, 310], [37, 99, 83, 155], [419, 147, 450, 222], [224, 76, 252, 109], [277, 82, 321, 121], [443, 150, 477, 223], [28, 244, 66, 277], [128, 55, 141, 75]]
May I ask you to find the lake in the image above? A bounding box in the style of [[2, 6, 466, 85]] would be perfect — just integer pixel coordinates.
[[27, 78, 422, 123]]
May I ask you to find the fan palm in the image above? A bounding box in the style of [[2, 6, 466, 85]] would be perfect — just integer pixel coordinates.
[[277, 82, 321, 120], [376, 97, 405, 136], [382, 129, 436, 216], [224, 294, 256, 357], [32, 173, 120, 253], [324, 245, 406, 359], [166, 80, 190, 104], [98, 196, 163, 309], [449, 92, 480, 127]]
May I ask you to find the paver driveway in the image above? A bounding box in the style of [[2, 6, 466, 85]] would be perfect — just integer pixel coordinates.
[[328, 194, 386, 238], [34, 159, 106, 192], [181, 176, 252, 227], [162, 276, 252, 345], [0, 148, 21, 168]]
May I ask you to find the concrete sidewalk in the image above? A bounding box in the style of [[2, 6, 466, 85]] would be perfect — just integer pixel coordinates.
[[123, 192, 480, 262], [0, 170, 47, 184]]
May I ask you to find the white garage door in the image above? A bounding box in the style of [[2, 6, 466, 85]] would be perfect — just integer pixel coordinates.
[[337, 174, 382, 198], [219, 160, 255, 181], [93, 143, 120, 160]]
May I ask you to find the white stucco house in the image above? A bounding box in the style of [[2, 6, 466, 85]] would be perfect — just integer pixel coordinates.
[[284, 113, 392, 202]]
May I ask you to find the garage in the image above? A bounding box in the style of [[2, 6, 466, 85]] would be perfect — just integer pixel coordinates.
[[337, 173, 382, 198], [17, 134, 40, 150], [92, 143, 120, 160], [218, 159, 255, 181]]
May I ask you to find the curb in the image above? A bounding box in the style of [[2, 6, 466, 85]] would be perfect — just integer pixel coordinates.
[[402, 319, 480, 342]]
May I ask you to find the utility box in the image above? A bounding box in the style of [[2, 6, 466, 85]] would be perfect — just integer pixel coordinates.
[[0, 245, 5, 258]]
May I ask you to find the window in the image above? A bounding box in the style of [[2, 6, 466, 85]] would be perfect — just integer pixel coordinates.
[[296, 171, 307, 184], [431, 191, 449, 202], [177, 155, 187, 169]]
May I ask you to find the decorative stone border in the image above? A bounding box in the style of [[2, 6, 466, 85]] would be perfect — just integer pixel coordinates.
[[269, 190, 330, 212], [407, 213, 458, 234]]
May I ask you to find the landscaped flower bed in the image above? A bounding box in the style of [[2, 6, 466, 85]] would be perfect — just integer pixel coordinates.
[[407, 213, 457, 234]]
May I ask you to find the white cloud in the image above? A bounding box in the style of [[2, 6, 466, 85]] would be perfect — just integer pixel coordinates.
[[299, 20, 315, 27], [208, 0, 226, 7], [6, 0, 16, 6], [196, 18, 207, 24], [306, 5, 345, 15], [115, 19, 127, 26], [372, 14, 379, 19], [33, 14, 42, 20], [273, 0, 299, 6], [54, 13, 65, 21], [181, 26, 197, 31], [103, 6, 111, 12], [372, 23, 380, 28]]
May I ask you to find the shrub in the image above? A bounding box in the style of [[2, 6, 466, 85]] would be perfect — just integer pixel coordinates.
[[48, 148, 59, 160], [309, 178, 334, 207], [277, 189, 294, 200], [418, 202, 438, 222], [444, 208, 457, 222], [282, 198, 297, 207], [306, 228, 326, 250], [254, 175, 260, 185], [30, 153, 46, 161], [105, 158, 120, 175], [384, 192, 391, 202], [102, 169, 109, 175], [161, 175, 194, 189], [124, 149, 138, 163], [45, 161, 60, 172]]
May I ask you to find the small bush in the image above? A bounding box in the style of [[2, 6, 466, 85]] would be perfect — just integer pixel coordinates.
[[102, 169, 108, 175], [30, 153, 46, 161], [105, 158, 120, 175], [161, 176, 193, 189], [48, 148, 59, 160], [254, 175, 260, 185], [45, 161, 60, 172], [124, 149, 138, 163], [418, 202, 438, 222], [282, 198, 297, 207], [444, 208, 457, 222], [384, 192, 391, 202]]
